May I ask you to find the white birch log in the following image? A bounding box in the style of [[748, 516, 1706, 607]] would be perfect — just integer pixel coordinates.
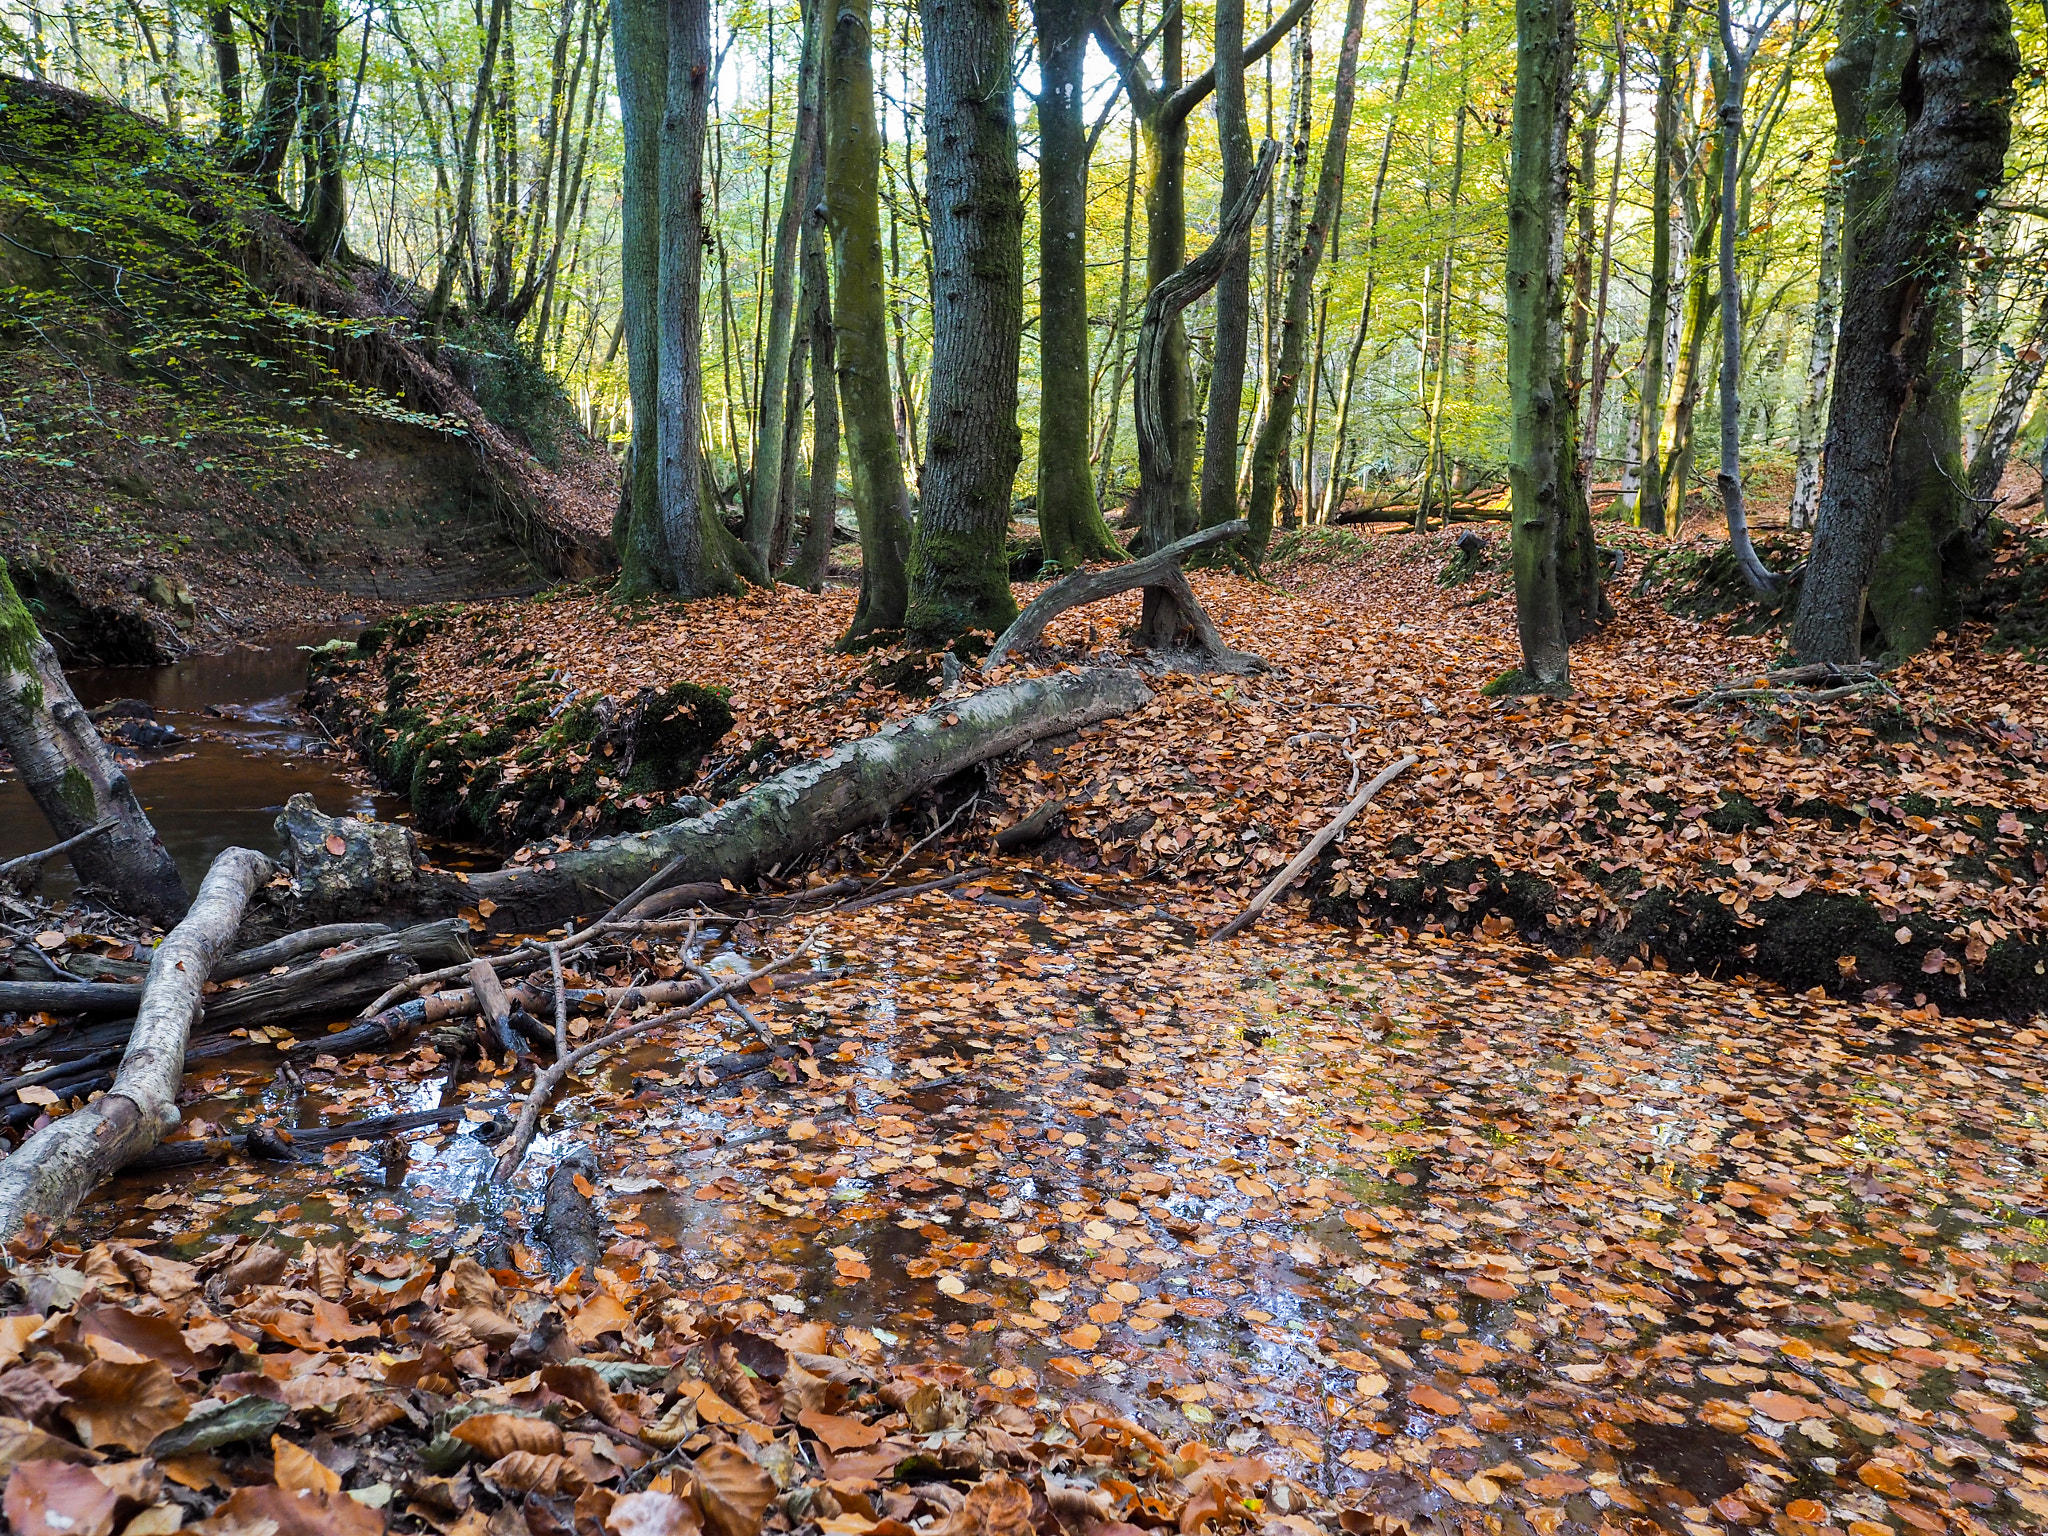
[[0, 846, 271, 1241]]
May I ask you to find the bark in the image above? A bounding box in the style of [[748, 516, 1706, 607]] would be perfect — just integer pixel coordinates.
[[1966, 288, 2048, 514], [207, 1, 241, 140], [1633, 0, 1687, 535], [1243, 0, 1368, 563], [1869, 309, 1974, 655], [982, 520, 1261, 674], [540, 1150, 609, 1276], [1196, 0, 1252, 534], [1791, 0, 2019, 663], [905, 0, 1024, 645], [1034, 0, 1130, 567], [1416, 25, 1471, 535], [1713, 5, 1782, 595], [745, 0, 823, 570], [0, 847, 268, 1243], [1132, 143, 1280, 631], [1504, 0, 1575, 691], [0, 567, 188, 925], [1789, 179, 1843, 531], [1579, 9, 1625, 485], [825, 0, 913, 643]]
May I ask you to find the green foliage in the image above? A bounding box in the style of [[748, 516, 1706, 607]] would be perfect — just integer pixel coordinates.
[[440, 315, 576, 468]]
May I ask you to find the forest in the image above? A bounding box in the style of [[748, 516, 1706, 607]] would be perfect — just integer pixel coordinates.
[[0, 0, 2046, 1531]]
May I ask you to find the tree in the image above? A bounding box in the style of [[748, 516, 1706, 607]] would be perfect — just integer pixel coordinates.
[[1631, 0, 1689, 535], [1788, 175, 1843, 531], [610, 0, 750, 597], [745, 0, 823, 571], [0, 567, 188, 925], [824, 0, 913, 643], [1501, 0, 1577, 692], [904, 0, 1024, 645], [1093, 0, 1312, 544], [1712, 0, 1786, 595], [1033, 0, 1130, 568], [1196, 0, 1252, 535], [1791, 0, 2020, 662], [1244, 0, 1369, 563]]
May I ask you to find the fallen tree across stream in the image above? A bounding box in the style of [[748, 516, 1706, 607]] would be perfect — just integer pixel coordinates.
[[280, 665, 1154, 934]]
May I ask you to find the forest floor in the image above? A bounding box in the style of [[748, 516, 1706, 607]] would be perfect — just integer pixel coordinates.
[[4, 521, 2048, 1536]]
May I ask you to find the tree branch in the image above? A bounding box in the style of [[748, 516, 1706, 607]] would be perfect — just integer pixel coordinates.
[[1163, 0, 1314, 126]]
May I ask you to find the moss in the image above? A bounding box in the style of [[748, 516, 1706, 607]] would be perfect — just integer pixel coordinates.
[[905, 525, 1019, 646], [58, 764, 96, 823], [0, 563, 46, 679], [1704, 792, 1769, 834], [1481, 668, 1572, 699]]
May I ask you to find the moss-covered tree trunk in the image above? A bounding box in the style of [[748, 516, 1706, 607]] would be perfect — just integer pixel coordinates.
[[824, 0, 912, 643], [1868, 305, 1978, 656], [904, 0, 1024, 646], [1243, 0, 1367, 564], [1502, 0, 1575, 692], [1033, 0, 1129, 569], [1791, 0, 2019, 663], [0, 567, 189, 925]]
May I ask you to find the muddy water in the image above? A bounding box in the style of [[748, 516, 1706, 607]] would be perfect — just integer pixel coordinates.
[[0, 634, 411, 894]]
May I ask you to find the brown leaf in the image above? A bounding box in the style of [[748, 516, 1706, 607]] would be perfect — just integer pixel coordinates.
[[1405, 1383, 1461, 1418], [566, 1295, 632, 1348], [483, 1452, 587, 1498], [325, 834, 349, 856], [57, 1359, 189, 1453], [275, 1435, 343, 1496], [441, 1255, 502, 1310], [453, 1415, 565, 1460], [607, 1491, 702, 1536], [690, 1443, 776, 1536], [796, 1409, 885, 1453], [1747, 1390, 1821, 1424], [4, 1460, 120, 1536], [309, 1246, 352, 1302], [930, 1474, 1031, 1536], [541, 1363, 635, 1433], [191, 1482, 387, 1536], [215, 1244, 290, 1295], [76, 1308, 200, 1377]]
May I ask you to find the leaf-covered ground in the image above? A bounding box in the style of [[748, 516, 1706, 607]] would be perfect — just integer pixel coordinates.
[[3, 524, 2047, 1536]]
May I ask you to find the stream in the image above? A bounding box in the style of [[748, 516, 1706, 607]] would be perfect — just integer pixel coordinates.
[[0, 632, 410, 894]]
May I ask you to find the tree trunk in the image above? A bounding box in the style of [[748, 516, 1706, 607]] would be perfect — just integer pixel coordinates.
[[1868, 308, 1975, 655], [825, 0, 912, 643], [1966, 288, 2048, 514], [1788, 178, 1843, 531], [744, 0, 823, 570], [0, 567, 189, 926], [1197, 0, 1252, 533], [1318, 0, 1420, 525], [1790, 0, 2019, 663], [1713, 5, 1781, 594], [1034, 0, 1128, 566], [903, 0, 1023, 646], [1579, 7, 1625, 484], [207, 1, 241, 140], [782, 129, 839, 593], [1415, 28, 1470, 536], [0, 847, 266, 1243], [443, 669, 1155, 934], [1243, 0, 1367, 563], [424, 0, 508, 323], [654, 0, 717, 596], [1503, 0, 1575, 691], [1633, 0, 1687, 535]]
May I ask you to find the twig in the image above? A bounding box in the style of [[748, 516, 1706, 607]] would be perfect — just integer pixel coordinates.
[[548, 941, 569, 1059], [832, 867, 992, 915], [1668, 679, 1888, 710], [1209, 755, 1419, 943], [865, 795, 978, 891], [0, 819, 118, 883], [685, 960, 777, 1051], [493, 937, 818, 1179]]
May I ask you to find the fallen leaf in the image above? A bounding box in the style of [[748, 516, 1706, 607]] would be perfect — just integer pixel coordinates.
[[58, 1359, 189, 1453], [274, 1435, 342, 1496], [4, 1460, 119, 1536], [608, 1491, 702, 1536], [691, 1442, 775, 1536], [796, 1409, 885, 1453], [452, 1414, 564, 1460]]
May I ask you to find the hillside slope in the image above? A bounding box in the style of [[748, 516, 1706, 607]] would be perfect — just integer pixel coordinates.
[[0, 76, 615, 662]]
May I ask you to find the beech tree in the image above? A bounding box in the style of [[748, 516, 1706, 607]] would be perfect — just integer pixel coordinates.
[[1791, 0, 2020, 663], [904, 0, 1024, 644]]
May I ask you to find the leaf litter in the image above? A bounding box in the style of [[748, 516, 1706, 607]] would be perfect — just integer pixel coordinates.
[[6, 525, 2048, 1536]]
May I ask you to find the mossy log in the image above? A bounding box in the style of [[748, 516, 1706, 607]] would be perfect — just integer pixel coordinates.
[[279, 666, 1153, 936]]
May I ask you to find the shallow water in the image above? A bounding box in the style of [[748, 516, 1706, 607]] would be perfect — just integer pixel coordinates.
[[0, 633, 410, 894]]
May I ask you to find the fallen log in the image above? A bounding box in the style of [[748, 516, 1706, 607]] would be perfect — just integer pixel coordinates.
[[0, 979, 144, 1016], [981, 522, 1261, 675], [0, 846, 271, 1241], [452, 667, 1154, 934], [994, 800, 1067, 852], [216, 923, 393, 982], [203, 919, 472, 1031], [123, 1099, 511, 1173], [539, 1149, 609, 1278]]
